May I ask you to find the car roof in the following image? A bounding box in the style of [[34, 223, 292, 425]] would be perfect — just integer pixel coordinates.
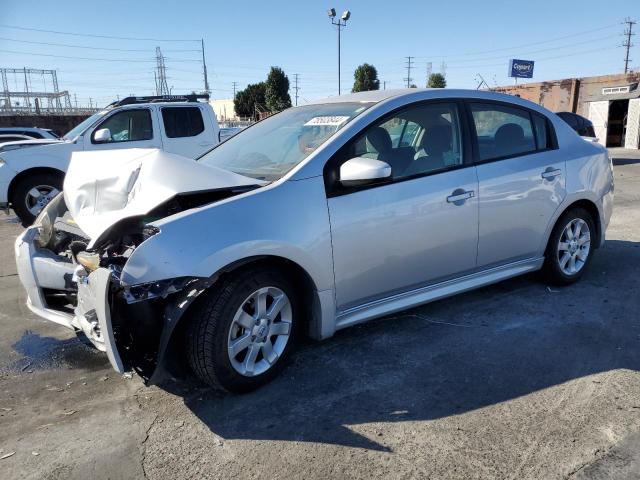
[[305, 88, 548, 111]]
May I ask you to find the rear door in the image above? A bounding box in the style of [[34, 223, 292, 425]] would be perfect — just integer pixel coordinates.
[[160, 105, 215, 158], [469, 101, 566, 268]]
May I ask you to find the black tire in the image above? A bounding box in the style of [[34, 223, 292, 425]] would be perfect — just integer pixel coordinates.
[[541, 207, 596, 286], [11, 171, 64, 226], [185, 267, 299, 393]]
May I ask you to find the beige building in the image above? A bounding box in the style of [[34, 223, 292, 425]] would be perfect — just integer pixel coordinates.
[[495, 72, 640, 149], [209, 98, 237, 122]]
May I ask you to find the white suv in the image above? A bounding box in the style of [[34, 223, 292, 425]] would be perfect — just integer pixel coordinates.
[[0, 95, 220, 224]]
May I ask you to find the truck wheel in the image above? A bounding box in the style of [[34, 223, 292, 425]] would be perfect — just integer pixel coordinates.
[[541, 207, 595, 286], [186, 267, 299, 393], [11, 172, 63, 226]]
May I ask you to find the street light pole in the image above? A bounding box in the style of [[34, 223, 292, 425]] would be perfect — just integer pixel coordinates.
[[328, 8, 351, 96]]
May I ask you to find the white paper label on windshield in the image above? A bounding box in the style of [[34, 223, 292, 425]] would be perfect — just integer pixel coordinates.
[[304, 116, 350, 127]]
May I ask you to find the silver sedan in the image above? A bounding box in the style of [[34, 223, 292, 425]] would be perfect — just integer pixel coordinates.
[[15, 89, 614, 393]]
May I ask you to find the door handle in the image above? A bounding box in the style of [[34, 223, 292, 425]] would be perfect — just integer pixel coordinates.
[[541, 168, 562, 180], [447, 189, 475, 204]]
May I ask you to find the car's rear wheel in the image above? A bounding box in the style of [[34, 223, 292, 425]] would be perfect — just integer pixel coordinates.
[[186, 267, 298, 393], [11, 172, 63, 226], [542, 207, 595, 285]]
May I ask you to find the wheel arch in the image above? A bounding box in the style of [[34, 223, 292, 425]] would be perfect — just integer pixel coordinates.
[[150, 254, 327, 385], [544, 197, 602, 255], [8, 167, 65, 206]]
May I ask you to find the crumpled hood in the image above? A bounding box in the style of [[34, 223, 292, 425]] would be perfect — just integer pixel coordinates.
[[63, 148, 261, 240]]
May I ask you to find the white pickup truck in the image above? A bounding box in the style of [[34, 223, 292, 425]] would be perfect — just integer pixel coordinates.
[[0, 95, 220, 224]]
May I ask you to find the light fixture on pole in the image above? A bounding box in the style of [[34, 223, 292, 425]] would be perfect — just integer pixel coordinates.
[[328, 8, 351, 95]]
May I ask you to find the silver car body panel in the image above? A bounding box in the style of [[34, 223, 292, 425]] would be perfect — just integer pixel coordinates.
[[14, 88, 614, 372]]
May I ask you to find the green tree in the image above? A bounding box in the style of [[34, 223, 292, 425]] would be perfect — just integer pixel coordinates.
[[352, 63, 380, 92], [265, 67, 292, 112], [427, 73, 447, 88], [234, 82, 266, 119]]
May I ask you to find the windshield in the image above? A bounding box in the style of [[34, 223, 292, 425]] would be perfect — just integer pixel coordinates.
[[63, 111, 107, 140], [199, 102, 371, 181]]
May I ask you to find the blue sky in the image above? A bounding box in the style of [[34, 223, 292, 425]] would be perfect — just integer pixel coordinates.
[[1, 0, 637, 107]]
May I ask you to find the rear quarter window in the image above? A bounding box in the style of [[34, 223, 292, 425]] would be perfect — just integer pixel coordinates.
[[162, 107, 205, 138]]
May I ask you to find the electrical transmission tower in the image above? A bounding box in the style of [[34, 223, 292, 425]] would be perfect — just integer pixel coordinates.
[[623, 18, 636, 74], [426, 62, 433, 86], [155, 47, 170, 96], [293, 73, 300, 106], [404, 56, 414, 88], [232, 82, 238, 99]]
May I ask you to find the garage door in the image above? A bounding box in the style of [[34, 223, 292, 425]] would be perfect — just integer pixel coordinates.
[[588, 101, 609, 146]]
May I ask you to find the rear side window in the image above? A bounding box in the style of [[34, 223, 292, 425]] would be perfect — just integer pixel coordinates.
[[162, 107, 205, 138], [470, 103, 536, 161], [532, 113, 550, 150]]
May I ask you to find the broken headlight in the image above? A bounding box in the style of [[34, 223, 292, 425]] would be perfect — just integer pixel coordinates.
[[33, 192, 65, 248]]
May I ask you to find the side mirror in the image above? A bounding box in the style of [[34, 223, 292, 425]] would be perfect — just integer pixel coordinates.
[[93, 128, 112, 143], [339, 157, 392, 186]]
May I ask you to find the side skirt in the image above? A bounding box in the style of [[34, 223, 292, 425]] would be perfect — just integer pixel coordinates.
[[334, 257, 544, 331]]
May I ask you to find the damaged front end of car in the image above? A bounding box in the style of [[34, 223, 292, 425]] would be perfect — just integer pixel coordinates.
[[15, 149, 263, 384]]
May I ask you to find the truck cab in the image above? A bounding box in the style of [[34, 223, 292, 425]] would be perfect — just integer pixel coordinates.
[[0, 94, 220, 224]]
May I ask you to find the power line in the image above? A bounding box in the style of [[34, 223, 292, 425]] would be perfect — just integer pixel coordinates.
[[623, 18, 636, 73], [413, 22, 620, 59], [0, 23, 199, 42], [0, 36, 200, 52], [0, 48, 200, 63]]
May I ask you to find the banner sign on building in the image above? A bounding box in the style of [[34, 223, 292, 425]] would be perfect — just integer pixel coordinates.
[[509, 59, 535, 79]]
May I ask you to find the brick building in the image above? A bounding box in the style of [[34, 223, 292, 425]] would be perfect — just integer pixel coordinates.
[[495, 72, 640, 149]]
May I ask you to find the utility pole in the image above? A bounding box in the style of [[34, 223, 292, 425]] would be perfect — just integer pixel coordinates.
[[623, 18, 636, 74], [201, 39, 211, 95], [327, 8, 351, 95], [383, 80, 386, 90], [232, 81, 238, 99], [293, 73, 300, 106], [404, 56, 414, 88]]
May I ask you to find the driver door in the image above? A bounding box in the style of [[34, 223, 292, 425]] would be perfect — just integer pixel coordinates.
[[84, 107, 161, 151], [326, 101, 479, 311]]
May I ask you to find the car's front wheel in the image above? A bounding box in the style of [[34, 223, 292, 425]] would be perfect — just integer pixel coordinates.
[[542, 207, 595, 285], [186, 267, 298, 393]]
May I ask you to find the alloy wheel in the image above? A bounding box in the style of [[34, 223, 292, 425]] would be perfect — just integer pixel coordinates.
[[25, 185, 60, 217], [557, 218, 591, 275], [227, 286, 292, 377]]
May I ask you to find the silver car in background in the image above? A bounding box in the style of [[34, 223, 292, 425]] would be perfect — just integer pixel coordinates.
[[15, 89, 614, 393]]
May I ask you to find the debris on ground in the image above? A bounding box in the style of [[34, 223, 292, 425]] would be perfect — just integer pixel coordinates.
[[122, 372, 133, 380], [1, 452, 16, 459]]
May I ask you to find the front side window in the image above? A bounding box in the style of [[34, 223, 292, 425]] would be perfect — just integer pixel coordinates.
[[199, 102, 370, 181], [92, 109, 152, 143], [346, 102, 464, 179], [470, 103, 536, 161], [162, 107, 205, 138]]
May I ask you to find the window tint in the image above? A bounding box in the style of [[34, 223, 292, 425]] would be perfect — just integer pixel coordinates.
[[470, 103, 536, 160], [349, 102, 463, 179], [24, 132, 43, 139], [162, 107, 205, 138], [93, 109, 152, 143], [532, 113, 549, 149], [557, 112, 579, 128]]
